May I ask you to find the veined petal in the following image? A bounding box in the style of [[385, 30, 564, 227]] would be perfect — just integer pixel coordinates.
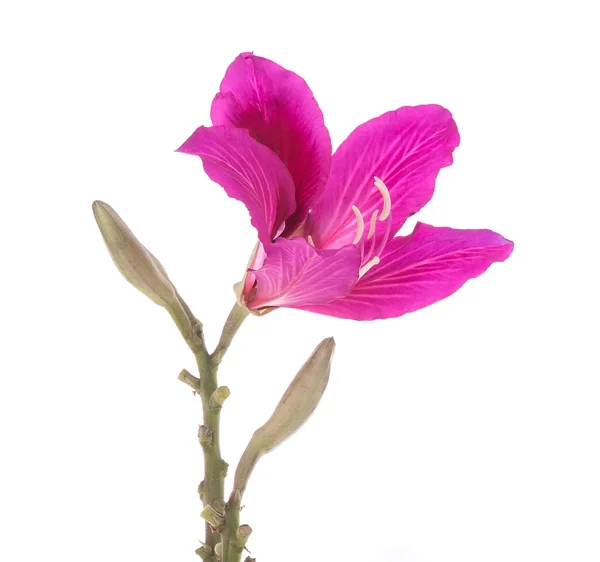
[[211, 52, 332, 235], [298, 223, 513, 320], [309, 105, 460, 249], [177, 126, 296, 246], [246, 237, 361, 310]]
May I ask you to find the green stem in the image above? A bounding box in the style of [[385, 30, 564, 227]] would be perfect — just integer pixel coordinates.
[[222, 491, 243, 562], [197, 350, 226, 551], [211, 303, 250, 367], [169, 298, 249, 556]]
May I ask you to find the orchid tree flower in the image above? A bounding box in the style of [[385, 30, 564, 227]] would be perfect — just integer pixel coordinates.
[[178, 53, 513, 320], [94, 52, 515, 562]]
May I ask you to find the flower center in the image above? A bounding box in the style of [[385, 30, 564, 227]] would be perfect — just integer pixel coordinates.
[[352, 177, 393, 278]]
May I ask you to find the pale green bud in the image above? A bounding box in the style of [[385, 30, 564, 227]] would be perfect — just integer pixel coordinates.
[[233, 338, 335, 496], [252, 337, 334, 451], [92, 200, 179, 308], [214, 542, 223, 559]]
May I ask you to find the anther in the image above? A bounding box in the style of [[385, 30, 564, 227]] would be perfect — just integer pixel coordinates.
[[367, 210, 379, 239], [374, 177, 391, 221], [359, 256, 380, 278], [307, 235, 315, 247], [352, 205, 365, 244]]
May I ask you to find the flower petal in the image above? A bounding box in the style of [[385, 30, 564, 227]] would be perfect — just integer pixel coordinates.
[[211, 52, 332, 235], [246, 237, 361, 310], [298, 223, 513, 320], [308, 105, 460, 249], [177, 125, 296, 246]]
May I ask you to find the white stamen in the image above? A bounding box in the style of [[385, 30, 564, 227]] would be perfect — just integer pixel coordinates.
[[374, 177, 391, 221], [351, 205, 365, 244], [307, 235, 315, 247], [359, 256, 380, 277], [367, 210, 379, 239]]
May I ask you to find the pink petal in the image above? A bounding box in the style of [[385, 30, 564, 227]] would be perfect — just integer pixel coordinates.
[[308, 105, 460, 249], [177, 126, 296, 246], [246, 237, 361, 310], [298, 223, 514, 320], [211, 52, 332, 235]]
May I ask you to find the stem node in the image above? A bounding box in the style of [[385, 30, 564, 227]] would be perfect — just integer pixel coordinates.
[[195, 544, 213, 560], [179, 369, 201, 391], [209, 386, 231, 410], [198, 425, 213, 449], [200, 505, 226, 530], [235, 524, 252, 547]]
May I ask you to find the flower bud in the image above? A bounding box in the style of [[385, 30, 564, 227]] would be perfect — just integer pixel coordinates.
[[92, 200, 179, 308], [254, 337, 334, 452], [233, 338, 335, 495]]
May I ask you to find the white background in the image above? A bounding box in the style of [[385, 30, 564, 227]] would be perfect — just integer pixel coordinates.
[[1, 1, 598, 561]]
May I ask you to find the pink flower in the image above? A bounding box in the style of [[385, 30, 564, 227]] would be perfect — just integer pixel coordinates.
[[178, 53, 513, 320]]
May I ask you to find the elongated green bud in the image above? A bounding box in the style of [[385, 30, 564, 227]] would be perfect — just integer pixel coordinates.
[[251, 337, 334, 452], [233, 338, 335, 496], [92, 200, 179, 308]]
